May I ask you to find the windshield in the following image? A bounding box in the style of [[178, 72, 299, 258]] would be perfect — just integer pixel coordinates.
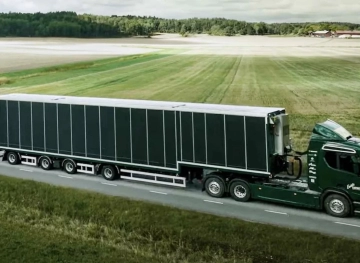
[[324, 120, 352, 140]]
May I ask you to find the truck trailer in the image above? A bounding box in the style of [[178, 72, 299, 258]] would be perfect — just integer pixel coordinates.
[[0, 93, 359, 218]]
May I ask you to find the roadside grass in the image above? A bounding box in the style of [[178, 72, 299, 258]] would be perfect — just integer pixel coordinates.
[[0, 52, 359, 151], [0, 174, 359, 263]]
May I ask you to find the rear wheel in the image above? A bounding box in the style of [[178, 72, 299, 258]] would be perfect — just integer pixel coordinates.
[[229, 181, 251, 202], [102, 165, 117, 181], [63, 160, 76, 174], [39, 157, 52, 170], [324, 194, 351, 218], [7, 152, 19, 165], [205, 177, 225, 198]]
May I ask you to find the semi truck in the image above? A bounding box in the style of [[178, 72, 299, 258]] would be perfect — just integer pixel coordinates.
[[0, 93, 359, 218]]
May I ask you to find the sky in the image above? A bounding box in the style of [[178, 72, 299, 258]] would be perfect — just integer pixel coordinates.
[[0, 0, 359, 23]]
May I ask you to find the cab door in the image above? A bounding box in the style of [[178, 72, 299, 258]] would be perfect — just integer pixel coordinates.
[[318, 147, 360, 201]]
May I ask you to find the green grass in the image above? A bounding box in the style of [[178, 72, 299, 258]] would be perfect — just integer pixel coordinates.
[[0, 174, 359, 263], [1, 51, 360, 150]]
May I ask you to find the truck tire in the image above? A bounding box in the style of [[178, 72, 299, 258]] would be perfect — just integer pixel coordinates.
[[39, 157, 52, 170], [63, 160, 77, 174], [205, 177, 225, 198], [324, 194, 351, 218], [102, 165, 117, 181], [7, 152, 19, 165], [229, 181, 251, 202]]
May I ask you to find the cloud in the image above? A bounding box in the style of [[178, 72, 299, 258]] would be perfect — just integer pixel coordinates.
[[0, 0, 359, 23]]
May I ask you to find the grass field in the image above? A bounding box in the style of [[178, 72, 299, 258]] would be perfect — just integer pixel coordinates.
[[1, 36, 360, 150], [0, 174, 359, 263]]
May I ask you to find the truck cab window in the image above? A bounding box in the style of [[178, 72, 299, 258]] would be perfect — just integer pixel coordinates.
[[324, 151, 337, 169], [324, 151, 355, 174], [339, 155, 354, 173]]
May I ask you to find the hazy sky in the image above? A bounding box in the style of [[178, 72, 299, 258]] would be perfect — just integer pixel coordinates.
[[1, 0, 359, 23]]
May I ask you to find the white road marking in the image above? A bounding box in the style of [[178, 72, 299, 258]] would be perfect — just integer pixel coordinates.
[[265, 210, 287, 215], [20, 169, 33, 172], [58, 175, 73, 179], [334, 222, 360, 228], [150, 190, 168, 195], [204, 199, 223, 205], [101, 182, 117, 186]]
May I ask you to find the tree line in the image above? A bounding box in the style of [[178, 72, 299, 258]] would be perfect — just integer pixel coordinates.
[[0, 11, 359, 38]]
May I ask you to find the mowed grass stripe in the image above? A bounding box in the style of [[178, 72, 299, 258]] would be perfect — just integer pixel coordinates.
[[0, 49, 183, 92]]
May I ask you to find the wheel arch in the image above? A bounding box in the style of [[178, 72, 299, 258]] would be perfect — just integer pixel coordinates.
[[61, 158, 76, 167], [96, 163, 120, 175], [38, 155, 53, 165], [228, 178, 251, 191]]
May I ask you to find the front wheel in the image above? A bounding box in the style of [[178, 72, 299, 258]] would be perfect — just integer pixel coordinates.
[[204, 177, 225, 198], [324, 194, 351, 218]]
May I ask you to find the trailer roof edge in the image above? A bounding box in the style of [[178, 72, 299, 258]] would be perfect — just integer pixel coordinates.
[[0, 93, 285, 117]]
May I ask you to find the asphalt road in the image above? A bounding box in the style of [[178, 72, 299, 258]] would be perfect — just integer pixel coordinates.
[[0, 161, 360, 240]]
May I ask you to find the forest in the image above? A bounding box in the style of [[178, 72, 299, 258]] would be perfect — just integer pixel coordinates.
[[0, 11, 359, 38]]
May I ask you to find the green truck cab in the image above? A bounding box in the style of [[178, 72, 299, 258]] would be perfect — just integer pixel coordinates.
[[204, 117, 360, 218]]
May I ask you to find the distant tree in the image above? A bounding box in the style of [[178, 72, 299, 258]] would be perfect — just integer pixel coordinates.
[[0, 11, 358, 38]]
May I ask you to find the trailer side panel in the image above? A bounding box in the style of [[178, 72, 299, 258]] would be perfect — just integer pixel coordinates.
[[206, 113, 226, 166], [193, 112, 206, 164], [45, 103, 58, 153], [148, 109, 165, 167], [115, 107, 131, 163], [225, 115, 246, 169], [131, 108, 147, 165], [58, 104, 72, 155], [32, 102, 45, 152], [85, 105, 100, 159], [71, 105, 85, 157], [100, 106, 116, 160], [19, 101, 32, 150], [8, 101, 19, 149], [245, 116, 267, 171], [0, 100, 7, 147], [164, 110, 177, 168], [180, 111, 193, 162]]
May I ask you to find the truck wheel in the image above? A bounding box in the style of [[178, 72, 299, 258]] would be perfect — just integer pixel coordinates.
[[102, 165, 117, 181], [205, 177, 225, 198], [324, 194, 351, 218], [63, 160, 76, 174], [39, 157, 52, 170], [7, 152, 19, 165], [229, 181, 251, 202]]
